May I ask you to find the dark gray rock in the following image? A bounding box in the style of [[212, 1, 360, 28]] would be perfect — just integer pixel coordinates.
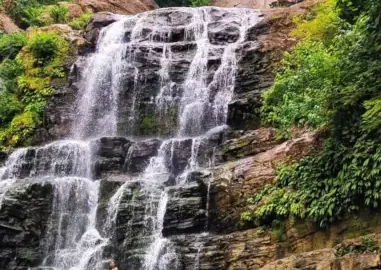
[[227, 91, 262, 131], [93, 137, 132, 178], [163, 175, 209, 236], [0, 180, 54, 270], [124, 139, 162, 174], [84, 12, 118, 46]]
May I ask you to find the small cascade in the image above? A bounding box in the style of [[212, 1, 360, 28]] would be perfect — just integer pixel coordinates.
[[42, 177, 105, 269], [91, 7, 262, 270], [73, 18, 128, 139], [0, 6, 262, 270]]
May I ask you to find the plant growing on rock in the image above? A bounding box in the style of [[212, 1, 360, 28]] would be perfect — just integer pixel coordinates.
[[0, 29, 71, 149], [0, 32, 26, 61], [69, 11, 93, 30], [50, 4, 69, 24], [244, 0, 381, 228]]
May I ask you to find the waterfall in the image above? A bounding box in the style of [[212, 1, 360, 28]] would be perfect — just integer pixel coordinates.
[[0, 6, 262, 270], [93, 7, 261, 270]]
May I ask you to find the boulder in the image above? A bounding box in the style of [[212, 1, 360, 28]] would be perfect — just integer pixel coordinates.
[[0, 180, 54, 269], [124, 139, 162, 174], [67, 3, 84, 19], [163, 176, 209, 235], [0, 13, 21, 33], [75, 0, 158, 15], [209, 131, 320, 232], [84, 12, 118, 45], [93, 137, 132, 178]]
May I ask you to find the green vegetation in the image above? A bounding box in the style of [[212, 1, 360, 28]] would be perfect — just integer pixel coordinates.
[[156, 0, 210, 7], [0, 32, 26, 61], [1, 1, 91, 29], [0, 0, 90, 149], [69, 12, 93, 30], [243, 0, 381, 227], [335, 237, 381, 257], [50, 4, 69, 24], [0, 30, 70, 149]]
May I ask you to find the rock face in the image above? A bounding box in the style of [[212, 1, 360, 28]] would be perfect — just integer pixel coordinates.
[[4, 3, 381, 270], [0, 13, 21, 33], [75, 0, 158, 14], [212, 0, 303, 8], [0, 181, 54, 269]]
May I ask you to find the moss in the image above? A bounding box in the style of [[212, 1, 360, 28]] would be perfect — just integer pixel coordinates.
[[69, 12, 93, 30], [0, 29, 71, 149], [335, 237, 381, 257]]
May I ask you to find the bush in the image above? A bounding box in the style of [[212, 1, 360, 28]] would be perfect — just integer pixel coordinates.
[[0, 0, 60, 27], [69, 12, 93, 30], [0, 32, 26, 61], [243, 0, 381, 228], [0, 92, 23, 124], [27, 32, 59, 65], [0, 58, 24, 91], [190, 0, 210, 7], [50, 5, 69, 24], [21, 6, 45, 27], [261, 40, 338, 132]]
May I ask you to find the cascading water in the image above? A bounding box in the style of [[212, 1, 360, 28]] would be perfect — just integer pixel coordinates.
[[89, 7, 262, 270], [0, 6, 261, 270]]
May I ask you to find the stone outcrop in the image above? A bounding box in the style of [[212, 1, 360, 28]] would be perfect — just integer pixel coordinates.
[[75, 0, 158, 15], [212, 0, 304, 8], [4, 2, 380, 270], [210, 131, 320, 232], [0, 13, 21, 33], [0, 180, 54, 269]]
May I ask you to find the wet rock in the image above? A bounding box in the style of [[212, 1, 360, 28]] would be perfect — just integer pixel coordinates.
[[124, 139, 162, 174], [95, 137, 131, 158], [96, 176, 127, 231], [216, 128, 278, 162], [0, 180, 54, 270], [84, 12, 118, 46], [113, 181, 153, 269], [164, 139, 193, 176], [163, 178, 209, 236], [93, 137, 132, 178], [208, 23, 240, 45]]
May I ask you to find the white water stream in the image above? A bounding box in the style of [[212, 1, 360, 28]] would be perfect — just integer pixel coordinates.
[[0, 6, 261, 270]]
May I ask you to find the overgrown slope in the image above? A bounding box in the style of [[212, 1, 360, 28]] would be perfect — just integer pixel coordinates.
[[243, 0, 381, 227]]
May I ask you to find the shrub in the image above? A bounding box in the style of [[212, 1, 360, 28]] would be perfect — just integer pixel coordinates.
[[0, 0, 60, 26], [50, 5, 69, 24], [69, 12, 93, 30], [0, 32, 26, 61], [0, 92, 23, 124], [190, 0, 210, 7], [0, 58, 24, 91], [27, 32, 59, 65], [21, 6, 45, 27], [261, 40, 338, 132]]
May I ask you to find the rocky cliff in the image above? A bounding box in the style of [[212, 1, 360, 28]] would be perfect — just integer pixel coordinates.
[[1, 2, 381, 270]]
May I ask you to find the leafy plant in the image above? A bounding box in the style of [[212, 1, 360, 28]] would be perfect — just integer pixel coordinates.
[[190, 0, 210, 7], [0, 32, 26, 61], [69, 12, 93, 30], [27, 32, 59, 65], [243, 0, 381, 228], [21, 6, 45, 27], [336, 237, 381, 257], [50, 4, 69, 24]]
